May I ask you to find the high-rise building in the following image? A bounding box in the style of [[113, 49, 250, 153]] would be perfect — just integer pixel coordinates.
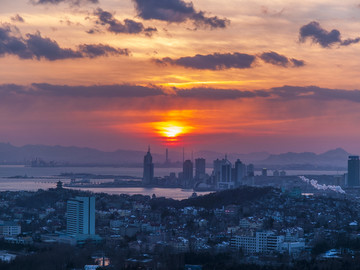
[[213, 158, 222, 184], [234, 159, 246, 186], [220, 158, 232, 183], [67, 196, 95, 237], [217, 156, 233, 189], [247, 164, 254, 177], [143, 147, 154, 185], [348, 156, 360, 187], [195, 158, 206, 180], [183, 160, 193, 188]]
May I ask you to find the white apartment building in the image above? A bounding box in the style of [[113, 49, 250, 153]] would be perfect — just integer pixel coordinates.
[[231, 231, 284, 254], [67, 197, 95, 237]]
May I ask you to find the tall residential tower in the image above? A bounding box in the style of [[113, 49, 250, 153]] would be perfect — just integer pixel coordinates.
[[143, 146, 154, 185], [195, 158, 206, 180], [67, 196, 95, 237], [348, 156, 360, 187], [183, 160, 194, 188]]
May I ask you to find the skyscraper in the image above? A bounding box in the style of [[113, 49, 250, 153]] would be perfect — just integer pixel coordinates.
[[234, 159, 246, 186], [348, 156, 360, 187], [217, 156, 233, 189], [183, 160, 193, 188], [143, 146, 154, 185], [247, 164, 255, 177], [195, 158, 206, 180], [213, 158, 222, 184], [220, 157, 232, 183], [67, 196, 95, 237]]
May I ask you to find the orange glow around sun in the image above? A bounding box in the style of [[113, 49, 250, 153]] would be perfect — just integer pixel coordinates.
[[162, 125, 183, 138], [153, 121, 193, 145]]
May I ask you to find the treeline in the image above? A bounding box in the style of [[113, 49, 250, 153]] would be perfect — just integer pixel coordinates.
[[150, 186, 276, 210], [0, 244, 95, 270], [183, 252, 360, 270], [2, 242, 360, 270], [4, 184, 276, 211], [13, 188, 92, 209]]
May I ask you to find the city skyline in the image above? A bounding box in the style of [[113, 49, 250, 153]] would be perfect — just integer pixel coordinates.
[[2, 1, 360, 153]]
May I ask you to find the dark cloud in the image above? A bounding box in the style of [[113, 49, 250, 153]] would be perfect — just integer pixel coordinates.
[[299, 21, 340, 47], [132, 0, 229, 29], [26, 32, 82, 60], [2, 83, 360, 103], [156, 51, 304, 70], [175, 88, 270, 99], [260, 51, 305, 67], [31, 0, 98, 5], [78, 44, 129, 58], [178, 85, 360, 102], [270, 85, 360, 103], [341, 37, 360, 46], [91, 8, 157, 36], [11, 14, 25, 23], [299, 21, 360, 47], [32, 84, 165, 97], [290, 58, 305, 67], [0, 84, 165, 98], [0, 83, 268, 100], [0, 24, 129, 61], [156, 53, 256, 70], [0, 25, 33, 59]]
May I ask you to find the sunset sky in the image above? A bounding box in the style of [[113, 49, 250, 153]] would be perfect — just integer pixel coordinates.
[[1, 0, 360, 154]]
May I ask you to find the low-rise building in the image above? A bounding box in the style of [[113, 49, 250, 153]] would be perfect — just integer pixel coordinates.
[[280, 241, 306, 256], [0, 251, 16, 263], [0, 221, 21, 236], [239, 217, 264, 230]]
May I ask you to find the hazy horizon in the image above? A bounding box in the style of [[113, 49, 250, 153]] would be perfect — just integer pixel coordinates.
[[0, 141, 354, 156]]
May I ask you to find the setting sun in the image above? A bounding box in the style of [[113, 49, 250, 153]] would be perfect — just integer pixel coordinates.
[[162, 125, 184, 138], [152, 121, 193, 144]]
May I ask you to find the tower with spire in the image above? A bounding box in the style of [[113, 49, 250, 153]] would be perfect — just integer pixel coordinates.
[[143, 146, 154, 185]]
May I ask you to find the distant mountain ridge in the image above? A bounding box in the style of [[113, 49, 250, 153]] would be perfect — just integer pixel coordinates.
[[0, 143, 269, 166], [259, 148, 350, 169], [0, 143, 351, 169], [0, 143, 161, 166]]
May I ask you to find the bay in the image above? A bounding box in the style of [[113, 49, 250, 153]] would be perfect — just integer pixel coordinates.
[[0, 166, 346, 200]]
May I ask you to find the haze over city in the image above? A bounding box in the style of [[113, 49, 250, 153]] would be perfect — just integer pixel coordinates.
[[1, 0, 360, 154]]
